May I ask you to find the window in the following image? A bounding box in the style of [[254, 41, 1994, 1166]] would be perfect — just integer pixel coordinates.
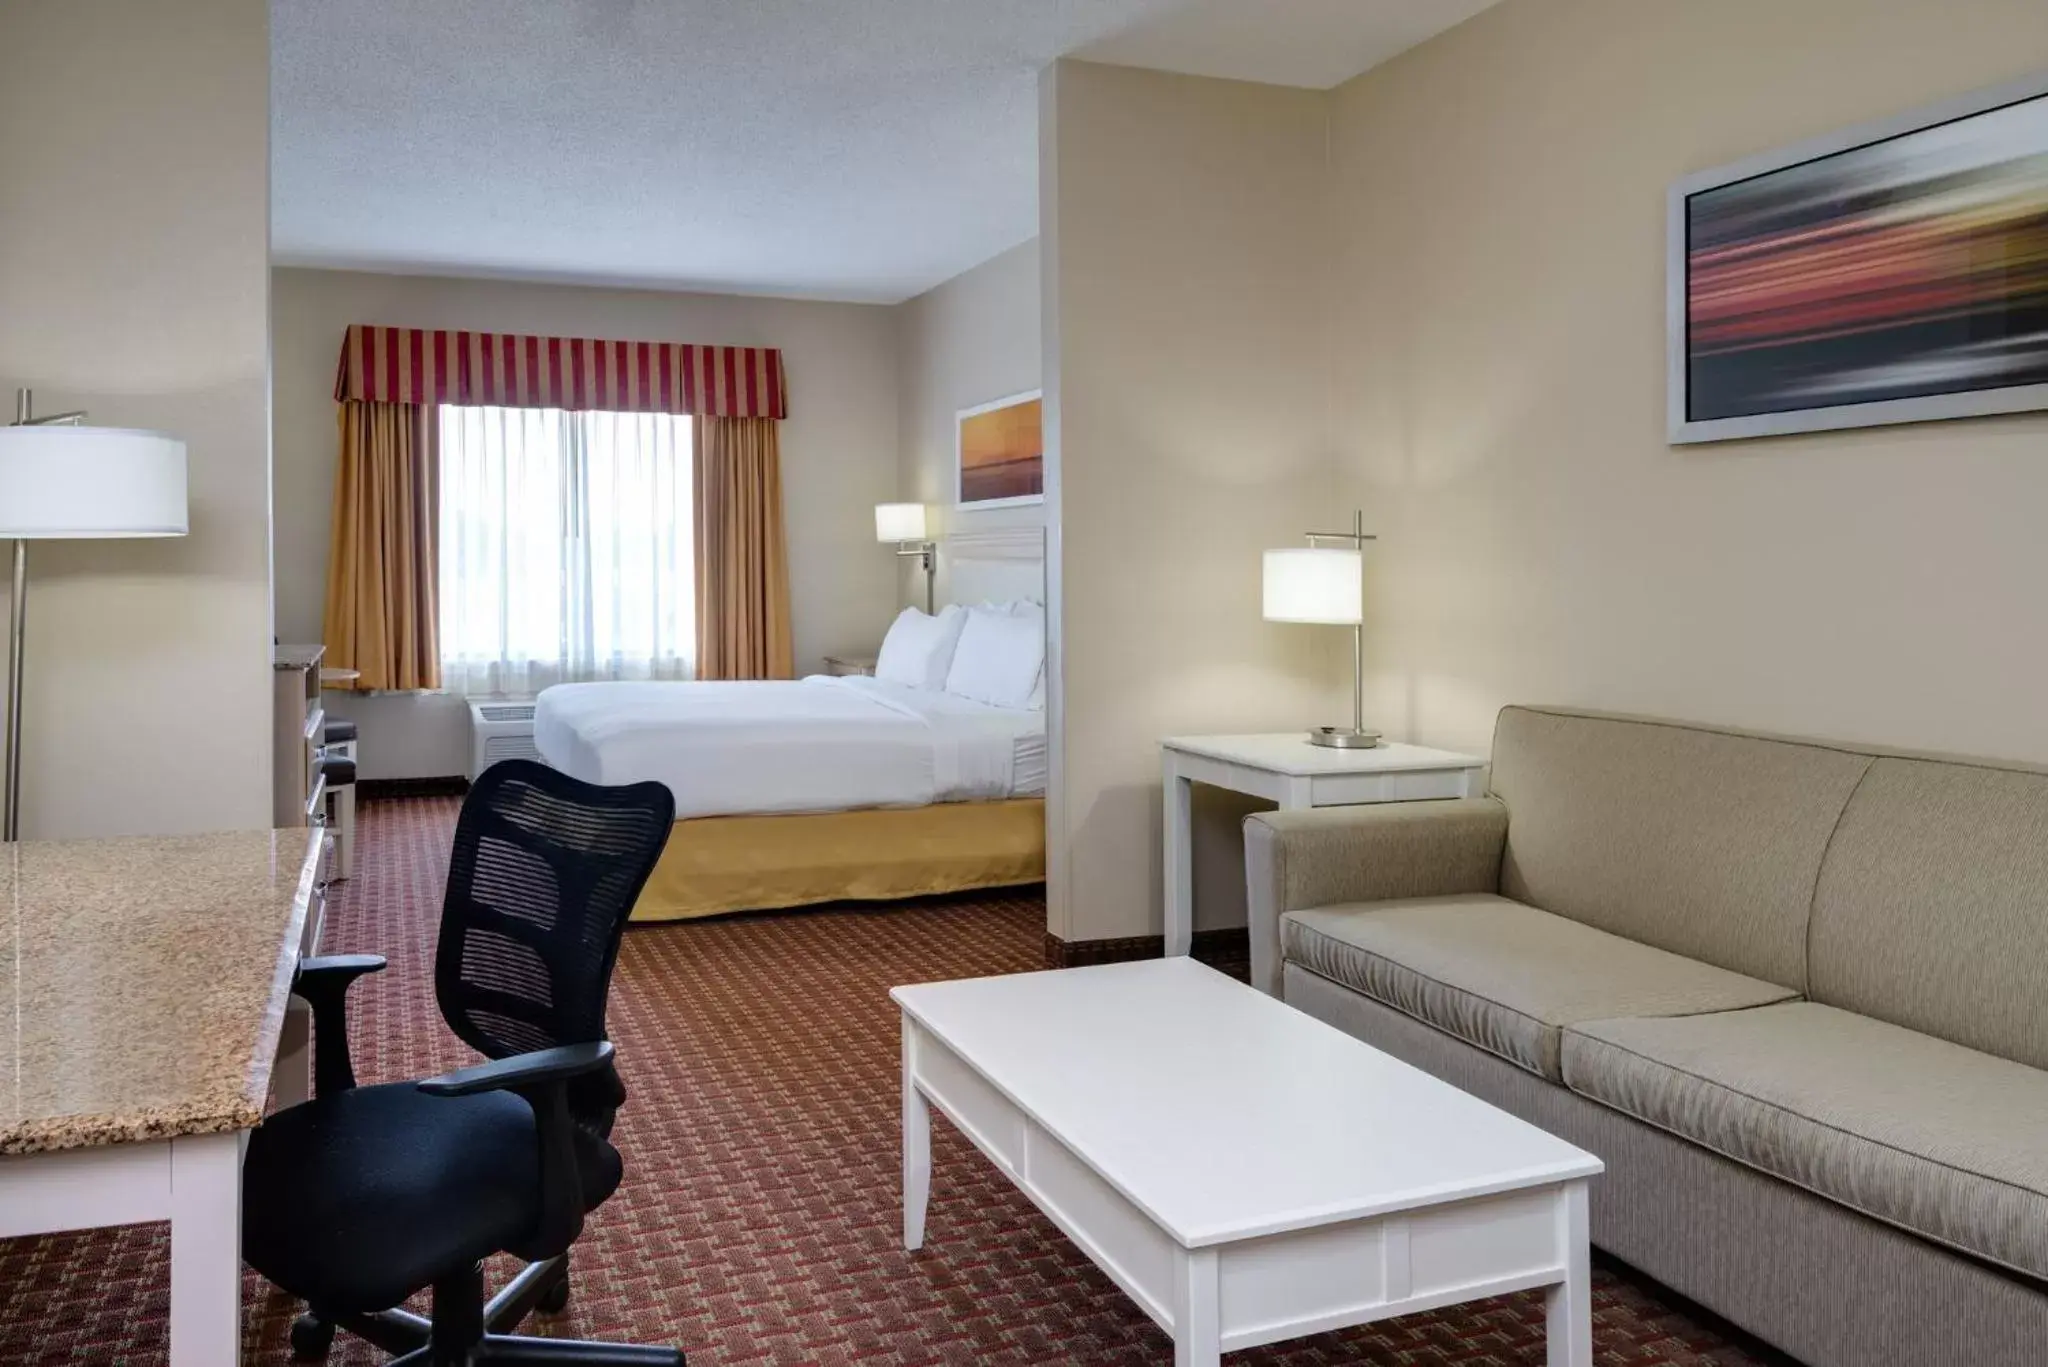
[[439, 405, 694, 695]]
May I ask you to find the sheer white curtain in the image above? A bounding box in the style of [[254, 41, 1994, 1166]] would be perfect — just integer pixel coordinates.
[[439, 405, 694, 695]]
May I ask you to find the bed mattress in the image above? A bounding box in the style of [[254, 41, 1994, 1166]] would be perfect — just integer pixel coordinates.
[[533, 675, 1045, 820]]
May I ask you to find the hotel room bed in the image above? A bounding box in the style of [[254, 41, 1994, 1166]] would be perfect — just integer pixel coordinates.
[[533, 674, 1046, 920]]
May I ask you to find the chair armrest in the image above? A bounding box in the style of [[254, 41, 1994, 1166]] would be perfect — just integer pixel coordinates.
[[418, 1041, 617, 1256], [298, 953, 387, 981], [1242, 798, 1508, 995], [291, 954, 387, 1098], [417, 1041, 616, 1098]]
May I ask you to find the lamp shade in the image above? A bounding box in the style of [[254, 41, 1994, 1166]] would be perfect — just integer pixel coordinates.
[[875, 502, 928, 543], [1263, 547, 1362, 624], [0, 426, 187, 538]]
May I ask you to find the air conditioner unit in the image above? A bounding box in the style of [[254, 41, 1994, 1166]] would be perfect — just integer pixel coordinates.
[[468, 699, 540, 781]]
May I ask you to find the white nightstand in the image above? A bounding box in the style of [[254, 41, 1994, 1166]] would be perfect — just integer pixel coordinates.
[[823, 655, 878, 677], [1161, 734, 1487, 969]]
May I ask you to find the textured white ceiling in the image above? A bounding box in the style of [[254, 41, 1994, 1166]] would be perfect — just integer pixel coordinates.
[[271, 0, 1496, 303], [1078, 0, 1498, 91]]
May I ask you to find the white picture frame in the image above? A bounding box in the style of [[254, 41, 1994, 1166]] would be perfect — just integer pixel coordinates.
[[955, 389, 1044, 511]]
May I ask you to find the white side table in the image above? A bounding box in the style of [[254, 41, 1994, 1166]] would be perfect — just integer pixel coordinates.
[[1162, 734, 1486, 978]]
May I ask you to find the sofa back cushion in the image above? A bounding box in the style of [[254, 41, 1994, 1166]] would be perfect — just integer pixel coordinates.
[[1809, 757, 2048, 1070], [1489, 707, 1870, 988]]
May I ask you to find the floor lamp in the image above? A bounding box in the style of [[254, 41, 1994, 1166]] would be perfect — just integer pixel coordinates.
[[0, 390, 188, 840]]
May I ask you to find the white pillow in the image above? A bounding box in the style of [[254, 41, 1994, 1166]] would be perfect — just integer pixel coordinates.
[[1009, 600, 1047, 710], [875, 605, 966, 692], [943, 606, 1045, 709]]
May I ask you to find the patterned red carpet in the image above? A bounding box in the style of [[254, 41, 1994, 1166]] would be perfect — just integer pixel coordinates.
[[0, 798, 1774, 1365]]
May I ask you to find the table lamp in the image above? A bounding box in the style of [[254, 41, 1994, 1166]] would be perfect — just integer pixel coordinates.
[[1263, 510, 1378, 749], [0, 389, 189, 839], [876, 502, 937, 614]]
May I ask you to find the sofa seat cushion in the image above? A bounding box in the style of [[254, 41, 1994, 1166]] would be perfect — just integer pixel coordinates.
[[1280, 895, 1797, 1080], [1564, 1003, 2048, 1281]]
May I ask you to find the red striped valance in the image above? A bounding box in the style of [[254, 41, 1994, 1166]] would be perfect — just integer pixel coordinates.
[[333, 325, 788, 419]]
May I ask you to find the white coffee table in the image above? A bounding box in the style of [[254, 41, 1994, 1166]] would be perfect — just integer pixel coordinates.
[[892, 959, 1602, 1366]]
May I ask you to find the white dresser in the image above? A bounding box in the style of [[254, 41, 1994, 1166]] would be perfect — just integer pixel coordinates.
[[272, 644, 326, 828]]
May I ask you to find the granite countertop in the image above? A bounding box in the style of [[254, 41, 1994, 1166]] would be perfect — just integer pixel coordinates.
[[0, 829, 322, 1155], [274, 643, 325, 670]]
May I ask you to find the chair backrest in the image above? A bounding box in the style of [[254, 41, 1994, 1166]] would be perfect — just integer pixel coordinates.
[[435, 760, 674, 1090]]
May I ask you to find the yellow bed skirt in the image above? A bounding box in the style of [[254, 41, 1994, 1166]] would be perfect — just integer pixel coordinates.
[[632, 798, 1046, 922]]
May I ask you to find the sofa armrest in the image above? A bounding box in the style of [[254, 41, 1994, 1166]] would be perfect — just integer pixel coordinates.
[[1243, 797, 1508, 995]]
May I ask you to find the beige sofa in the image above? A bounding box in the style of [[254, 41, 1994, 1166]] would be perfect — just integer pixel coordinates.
[[1245, 705, 2048, 1367]]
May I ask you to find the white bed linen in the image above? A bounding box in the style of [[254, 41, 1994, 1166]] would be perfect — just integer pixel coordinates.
[[533, 675, 1044, 819], [1010, 732, 1047, 799]]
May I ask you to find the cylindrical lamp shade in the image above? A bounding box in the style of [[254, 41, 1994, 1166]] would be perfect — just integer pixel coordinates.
[[0, 426, 188, 538], [1263, 547, 1362, 624], [875, 502, 928, 543]]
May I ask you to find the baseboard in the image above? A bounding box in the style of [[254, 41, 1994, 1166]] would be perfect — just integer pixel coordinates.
[[1043, 928, 1249, 978], [358, 776, 470, 800]]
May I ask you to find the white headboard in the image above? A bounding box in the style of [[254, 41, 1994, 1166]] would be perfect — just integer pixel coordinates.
[[939, 526, 1044, 609]]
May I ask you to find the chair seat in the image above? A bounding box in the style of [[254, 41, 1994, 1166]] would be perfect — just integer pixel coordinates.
[[243, 1081, 622, 1312], [1564, 1003, 2048, 1281], [1280, 894, 1797, 1079]]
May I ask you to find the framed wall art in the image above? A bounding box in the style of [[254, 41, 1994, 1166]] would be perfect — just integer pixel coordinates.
[[956, 390, 1043, 509], [1670, 73, 2048, 443]]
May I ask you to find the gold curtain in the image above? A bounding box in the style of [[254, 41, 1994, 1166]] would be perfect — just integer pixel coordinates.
[[323, 401, 441, 691], [693, 416, 793, 680]]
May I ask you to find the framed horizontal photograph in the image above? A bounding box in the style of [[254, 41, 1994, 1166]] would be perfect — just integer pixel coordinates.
[[956, 390, 1043, 509], [1669, 71, 2048, 444]]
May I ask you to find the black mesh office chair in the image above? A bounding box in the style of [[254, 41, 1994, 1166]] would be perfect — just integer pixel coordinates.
[[242, 760, 682, 1365]]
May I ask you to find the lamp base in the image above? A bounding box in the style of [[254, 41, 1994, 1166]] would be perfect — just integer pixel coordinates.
[[1306, 726, 1382, 750]]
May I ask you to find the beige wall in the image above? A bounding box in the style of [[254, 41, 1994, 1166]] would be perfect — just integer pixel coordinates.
[[894, 239, 1043, 606], [274, 267, 902, 779], [1332, 0, 2048, 765], [1042, 60, 1347, 942], [0, 0, 272, 837]]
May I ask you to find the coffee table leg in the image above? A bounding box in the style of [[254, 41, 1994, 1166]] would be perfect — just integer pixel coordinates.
[[1545, 1180, 1592, 1367], [902, 1022, 931, 1251], [1171, 1247, 1220, 1367]]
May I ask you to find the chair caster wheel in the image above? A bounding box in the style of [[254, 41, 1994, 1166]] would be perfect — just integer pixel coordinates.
[[537, 1272, 571, 1315], [290, 1312, 336, 1359]]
